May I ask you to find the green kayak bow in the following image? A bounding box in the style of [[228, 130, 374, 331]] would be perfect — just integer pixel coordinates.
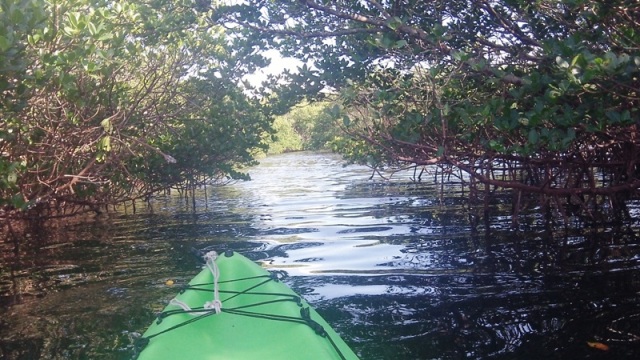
[[135, 250, 359, 360]]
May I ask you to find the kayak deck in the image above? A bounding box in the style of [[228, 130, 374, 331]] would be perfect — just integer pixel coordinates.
[[135, 250, 359, 360]]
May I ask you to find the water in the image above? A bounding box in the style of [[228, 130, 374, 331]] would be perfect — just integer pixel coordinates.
[[2, 151, 640, 359]]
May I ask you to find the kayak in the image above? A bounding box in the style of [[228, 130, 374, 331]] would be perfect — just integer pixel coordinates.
[[134, 250, 359, 360]]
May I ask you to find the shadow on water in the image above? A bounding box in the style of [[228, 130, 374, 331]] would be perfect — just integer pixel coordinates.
[[1, 152, 640, 359]]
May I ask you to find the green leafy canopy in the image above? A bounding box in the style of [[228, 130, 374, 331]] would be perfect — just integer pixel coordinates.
[[0, 0, 274, 213], [216, 0, 640, 196]]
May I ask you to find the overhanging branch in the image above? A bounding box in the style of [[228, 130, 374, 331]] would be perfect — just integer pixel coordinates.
[[223, 19, 383, 38]]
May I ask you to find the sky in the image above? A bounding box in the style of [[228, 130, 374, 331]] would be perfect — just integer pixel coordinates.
[[243, 49, 304, 88]]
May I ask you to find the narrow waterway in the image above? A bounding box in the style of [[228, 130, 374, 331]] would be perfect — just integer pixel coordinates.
[[2, 151, 640, 359]]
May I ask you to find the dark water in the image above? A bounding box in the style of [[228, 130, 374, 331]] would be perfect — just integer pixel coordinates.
[[2, 152, 640, 359]]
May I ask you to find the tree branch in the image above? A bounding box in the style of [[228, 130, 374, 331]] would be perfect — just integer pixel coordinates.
[[366, 0, 391, 18], [223, 19, 383, 38], [477, 0, 541, 48], [299, 0, 387, 27]]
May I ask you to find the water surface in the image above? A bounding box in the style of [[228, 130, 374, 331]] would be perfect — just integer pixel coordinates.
[[2, 151, 640, 359]]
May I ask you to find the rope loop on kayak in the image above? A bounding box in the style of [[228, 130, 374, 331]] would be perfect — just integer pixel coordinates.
[[203, 251, 222, 314], [166, 251, 223, 316], [168, 298, 192, 314], [204, 299, 222, 313]]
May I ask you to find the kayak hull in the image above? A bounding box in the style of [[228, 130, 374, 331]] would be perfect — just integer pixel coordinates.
[[135, 250, 358, 360]]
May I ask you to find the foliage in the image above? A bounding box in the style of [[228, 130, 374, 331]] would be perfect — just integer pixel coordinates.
[[303, 101, 344, 150], [268, 115, 304, 154], [216, 0, 640, 200], [0, 0, 272, 214], [267, 101, 340, 154]]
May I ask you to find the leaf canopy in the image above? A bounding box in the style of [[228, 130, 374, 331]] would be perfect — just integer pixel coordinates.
[[216, 0, 640, 198]]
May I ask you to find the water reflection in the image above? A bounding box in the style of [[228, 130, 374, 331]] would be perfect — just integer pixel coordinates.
[[1, 152, 640, 359]]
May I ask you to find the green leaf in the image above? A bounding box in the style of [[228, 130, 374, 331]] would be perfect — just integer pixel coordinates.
[[330, 104, 341, 117], [528, 129, 539, 144], [562, 128, 576, 148], [570, 54, 582, 68], [605, 111, 620, 123], [378, 33, 395, 48], [10, 8, 25, 25], [101, 118, 113, 133], [97, 136, 111, 152], [556, 56, 569, 69], [395, 40, 408, 48], [489, 140, 504, 151], [11, 193, 27, 210], [452, 50, 467, 61], [97, 31, 113, 41], [386, 16, 403, 31], [88, 21, 97, 35], [7, 172, 17, 184], [63, 26, 76, 35], [27, 33, 41, 45], [0, 35, 12, 52]]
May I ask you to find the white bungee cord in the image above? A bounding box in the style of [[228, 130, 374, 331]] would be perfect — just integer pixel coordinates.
[[169, 251, 222, 315], [203, 251, 223, 314]]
